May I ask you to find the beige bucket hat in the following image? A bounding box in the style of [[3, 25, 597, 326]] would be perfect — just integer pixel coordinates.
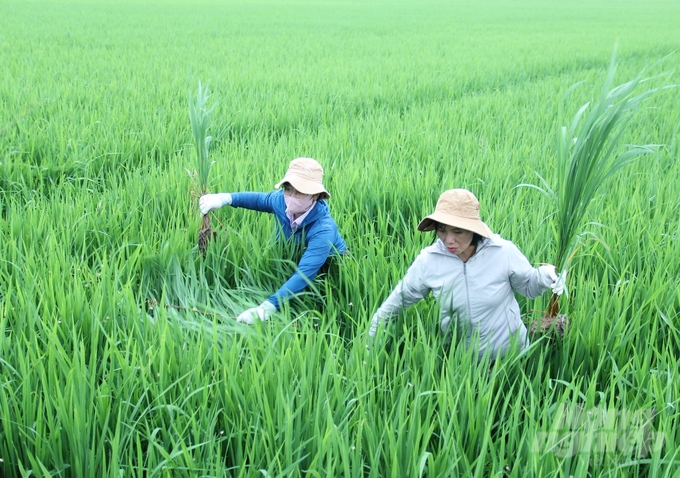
[[417, 189, 493, 238], [274, 157, 330, 199]]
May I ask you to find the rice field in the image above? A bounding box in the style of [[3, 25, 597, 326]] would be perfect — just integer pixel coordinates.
[[1, 0, 680, 476]]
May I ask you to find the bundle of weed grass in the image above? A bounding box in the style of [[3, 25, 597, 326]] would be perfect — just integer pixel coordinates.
[[525, 49, 664, 337], [188, 81, 217, 256]]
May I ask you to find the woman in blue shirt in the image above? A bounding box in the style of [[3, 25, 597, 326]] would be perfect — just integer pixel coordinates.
[[199, 157, 347, 324]]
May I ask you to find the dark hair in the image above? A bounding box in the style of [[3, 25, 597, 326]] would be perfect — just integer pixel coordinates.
[[432, 222, 484, 246]]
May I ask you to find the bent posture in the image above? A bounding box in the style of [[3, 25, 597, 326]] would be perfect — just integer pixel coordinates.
[[200, 157, 347, 324], [369, 189, 565, 360]]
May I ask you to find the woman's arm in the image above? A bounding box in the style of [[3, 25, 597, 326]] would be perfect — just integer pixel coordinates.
[[265, 227, 335, 309], [369, 253, 430, 337], [506, 241, 552, 299], [230, 191, 278, 214]]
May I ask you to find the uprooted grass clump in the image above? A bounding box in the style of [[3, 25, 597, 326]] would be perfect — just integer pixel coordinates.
[[188, 81, 217, 256], [522, 49, 666, 337]]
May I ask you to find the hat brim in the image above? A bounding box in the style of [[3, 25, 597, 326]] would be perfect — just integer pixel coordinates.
[[275, 176, 330, 199], [417, 212, 493, 238]]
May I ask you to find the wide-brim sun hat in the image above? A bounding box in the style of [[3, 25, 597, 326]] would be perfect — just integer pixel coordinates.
[[417, 189, 493, 238], [274, 157, 330, 199]]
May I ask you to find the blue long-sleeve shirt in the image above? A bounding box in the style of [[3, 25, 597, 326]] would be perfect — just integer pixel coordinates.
[[230, 190, 347, 309]]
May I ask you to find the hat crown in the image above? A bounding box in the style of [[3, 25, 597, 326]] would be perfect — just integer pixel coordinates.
[[436, 189, 481, 219], [416, 188, 492, 237], [287, 157, 324, 182], [275, 157, 330, 199]]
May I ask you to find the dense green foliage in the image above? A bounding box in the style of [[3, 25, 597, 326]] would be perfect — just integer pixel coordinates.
[[1, 0, 679, 476]]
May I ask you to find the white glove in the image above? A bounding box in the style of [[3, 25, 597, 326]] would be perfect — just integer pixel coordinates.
[[199, 193, 232, 216], [236, 300, 276, 325], [537, 265, 568, 296], [553, 269, 568, 296]]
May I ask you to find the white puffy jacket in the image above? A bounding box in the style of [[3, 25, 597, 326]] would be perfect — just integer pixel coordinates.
[[369, 235, 550, 360]]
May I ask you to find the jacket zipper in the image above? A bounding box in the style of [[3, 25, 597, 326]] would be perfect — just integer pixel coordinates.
[[463, 263, 472, 323]]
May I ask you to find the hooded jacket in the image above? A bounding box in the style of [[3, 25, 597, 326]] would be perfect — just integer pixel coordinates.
[[231, 190, 347, 309], [369, 235, 549, 360]]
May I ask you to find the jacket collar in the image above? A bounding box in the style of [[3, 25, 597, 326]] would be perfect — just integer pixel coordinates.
[[300, 199, 328, 226], [277, 189, 328, 227]]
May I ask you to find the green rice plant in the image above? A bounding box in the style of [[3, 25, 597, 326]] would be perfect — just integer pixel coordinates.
[[2, 1, 679, 475], [523, 49, 665, 325], [188, 81, 217, 256]]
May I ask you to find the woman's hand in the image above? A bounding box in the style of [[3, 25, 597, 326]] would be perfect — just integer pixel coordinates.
[[538, 265, 568, 295], [236, 300, 276, 324], [199, 193, 232, 216]]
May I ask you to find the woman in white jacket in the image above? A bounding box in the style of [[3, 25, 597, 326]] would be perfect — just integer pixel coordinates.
[[369, 189, 566, 361]]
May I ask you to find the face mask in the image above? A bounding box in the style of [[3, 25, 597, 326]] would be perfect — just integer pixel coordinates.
[[284, 195, 315, 215]]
